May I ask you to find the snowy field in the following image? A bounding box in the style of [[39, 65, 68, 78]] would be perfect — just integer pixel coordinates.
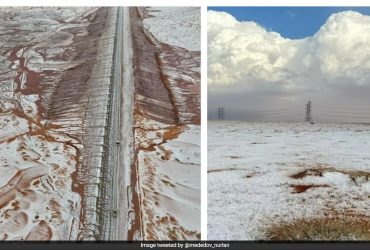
[[208, 121, 370, 240], [143, 7, 200, 51]]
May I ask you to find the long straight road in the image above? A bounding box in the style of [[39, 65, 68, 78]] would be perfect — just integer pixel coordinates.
[[109, 6, 134, 240]]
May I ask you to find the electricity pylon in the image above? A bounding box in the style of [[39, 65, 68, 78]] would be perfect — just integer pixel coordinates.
[[218, 107, 224, 120], [305, 101, 313, 123]]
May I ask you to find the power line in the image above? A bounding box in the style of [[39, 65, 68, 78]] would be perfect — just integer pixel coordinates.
[[212, 102, 370, 122], [247, 112, 300, 117], [319, 113, 370, 119], [242, 107, 301, 114], [317, 110, 370, 115], [246, 111, 301, 116], [227, 109, 300, 118], [235, 108, 301, 117], [324, 106, 370, 111]]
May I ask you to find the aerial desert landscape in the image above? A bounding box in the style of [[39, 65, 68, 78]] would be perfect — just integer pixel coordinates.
[[0, 6, 200, 240]]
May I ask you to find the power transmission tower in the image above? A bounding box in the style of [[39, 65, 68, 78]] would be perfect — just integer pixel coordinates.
[[305, 101, 313, 123], [218, 107, 224, 120]]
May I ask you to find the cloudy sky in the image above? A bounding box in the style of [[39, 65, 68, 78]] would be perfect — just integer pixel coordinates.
[[208, 7, 370, 123]]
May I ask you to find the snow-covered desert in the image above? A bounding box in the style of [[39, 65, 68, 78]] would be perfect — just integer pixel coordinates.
[[0, 6, 200, 241], [208, 121, 370, 240]]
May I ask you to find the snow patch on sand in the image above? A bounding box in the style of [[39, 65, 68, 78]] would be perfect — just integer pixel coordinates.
[[135, 116, 200, 240]]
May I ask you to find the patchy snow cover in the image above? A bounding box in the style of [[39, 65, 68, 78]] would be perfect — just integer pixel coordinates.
[[134, 117, 200, 240], [0, 7, 116, 240], [131, 7, 200, 240], [208, 121, 370, 240], [143, 7, 200, 51]]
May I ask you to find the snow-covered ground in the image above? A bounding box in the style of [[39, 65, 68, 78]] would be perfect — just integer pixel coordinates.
[[208, 121, 370, 240], [0, 7, 115, 240], [143, 7, 200, 51], [135, 117, 200, 240], [132, 7, 200, 240]]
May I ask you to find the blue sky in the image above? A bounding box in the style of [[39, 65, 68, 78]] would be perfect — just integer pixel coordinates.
[[208, 7, 370, 39]]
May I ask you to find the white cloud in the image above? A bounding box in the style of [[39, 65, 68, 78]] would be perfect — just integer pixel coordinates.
[[208, 10, 370, 96]]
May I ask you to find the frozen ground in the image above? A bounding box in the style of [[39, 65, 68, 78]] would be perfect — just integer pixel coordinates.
[[208, 121, 370, 240]]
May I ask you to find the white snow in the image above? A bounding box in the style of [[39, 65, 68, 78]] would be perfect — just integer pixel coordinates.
[[135, 114, 200, 239], [321, 172, 353, 187], [0, 7, 101, 240], [165, 125, 200, 165], [143, 7, 200, 51], [208, 121, 370, 240], [135, 7, 200, 239]]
